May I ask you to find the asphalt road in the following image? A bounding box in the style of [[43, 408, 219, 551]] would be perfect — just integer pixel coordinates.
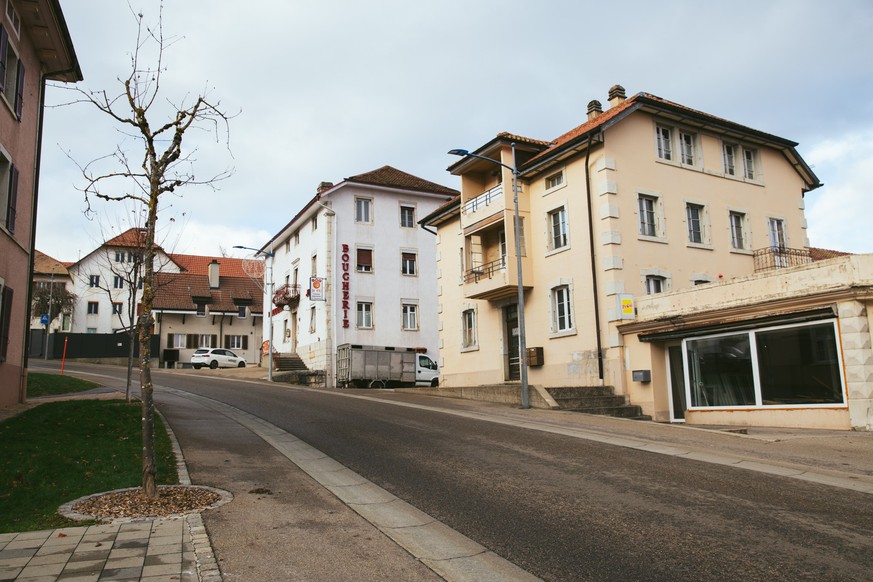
[[39, 363, 873, 581]]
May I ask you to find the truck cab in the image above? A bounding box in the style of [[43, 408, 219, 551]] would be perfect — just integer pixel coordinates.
[[416, 354, 439, 387]]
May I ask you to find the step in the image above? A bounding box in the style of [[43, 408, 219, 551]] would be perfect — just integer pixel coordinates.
[[564, 405, 647, 419], [546, 386, 616, 398], [550, 395, 628, 409]]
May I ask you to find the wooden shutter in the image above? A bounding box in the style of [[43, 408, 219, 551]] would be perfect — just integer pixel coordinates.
[[5, 165, 17, 233], [166, 333, 173, 348], [242, 335, 248, 350], [223, 335, 230, 349], [357, 248, 372, 267], [0, 26, 7, 94], [14, 60, 23, 119], [0, 286, 12, 362], [211, 334, 217, 348], [186, 334, 196, 349]]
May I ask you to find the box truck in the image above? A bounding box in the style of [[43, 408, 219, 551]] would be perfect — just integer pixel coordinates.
[[336, 344, 439, 388]]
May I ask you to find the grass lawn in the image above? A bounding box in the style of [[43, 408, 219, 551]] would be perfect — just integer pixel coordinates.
[[27, 372, 100, 398], [0, 399, 178, 533]]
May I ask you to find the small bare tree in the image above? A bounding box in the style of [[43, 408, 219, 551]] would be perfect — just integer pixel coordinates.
[[59, 4, 233, 497]]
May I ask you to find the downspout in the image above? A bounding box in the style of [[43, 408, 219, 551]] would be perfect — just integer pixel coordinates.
[[583, 132, 605, 381], [315, 199, 335, 388]]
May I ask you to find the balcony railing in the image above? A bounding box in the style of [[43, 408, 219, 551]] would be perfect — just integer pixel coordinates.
[[463, 256, 506, 283], [462, 184, 503, 215], [273, 284, 301, 308], [753, 246, 811, 272]]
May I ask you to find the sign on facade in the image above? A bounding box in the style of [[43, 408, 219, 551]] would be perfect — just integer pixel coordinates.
[[309, 277, 325, 301]]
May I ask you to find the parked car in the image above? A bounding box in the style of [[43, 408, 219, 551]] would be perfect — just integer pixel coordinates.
[[191, 348, 247, 369]]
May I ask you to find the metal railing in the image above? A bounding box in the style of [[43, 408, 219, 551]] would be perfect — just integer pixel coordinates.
[[463, 256, 506, 283], [753, 246, 811, 272], [462, 184, 504, 214], [272, 284, 301, 307]]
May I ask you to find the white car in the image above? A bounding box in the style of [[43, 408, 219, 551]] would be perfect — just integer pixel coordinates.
[[191, 348, 247, 369]]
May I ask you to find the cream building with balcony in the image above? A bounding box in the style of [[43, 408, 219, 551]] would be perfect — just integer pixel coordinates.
[[424, 85, 827, 421]]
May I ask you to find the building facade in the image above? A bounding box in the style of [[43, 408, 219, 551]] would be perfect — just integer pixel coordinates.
[[424, 86, 821, 408], [30, 250, 73, 333], [0, 0, 80, 406], [261, 166, 457, 386]]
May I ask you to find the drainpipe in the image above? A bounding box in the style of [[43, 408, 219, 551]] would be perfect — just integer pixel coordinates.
[[315, 199, 336, 388], [583, 132, 605, 381]]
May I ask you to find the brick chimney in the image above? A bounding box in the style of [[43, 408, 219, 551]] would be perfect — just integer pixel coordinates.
[[587, 100, 603, 120], [608, 84, 627, 108], [316, 181, 334, 193], [208, 260, 220, 289]]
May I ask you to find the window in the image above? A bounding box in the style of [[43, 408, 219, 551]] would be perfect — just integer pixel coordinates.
[[0, 151, 18, 233], [402, 303, 418, 330], [548, 207, 568, 250], [401, 251, 417, 276], [355, 197, 372, 223], [545, 171, 564, 190], [114, 251, 125, 263], [294, 230, 300, 246], [684, 321, 844, 409], [113, 275, 124, 289], [462, 309, 477, 349], [237, 306, 247, 318], [656, 125, 672, 160], [356, 302, 373, 329], [195, 302, 206, 316], [112, 302, 123, 315], [88, 275, 100, 288], [226, 335, 246, 350], [86, 327, 97, 334], [679, 131, 696, 165], [723, 143, 737, 176], [311, 254, 317, 277], [285, 239, 291, 253], [638, 195, 658, 237], [0, 24, 26, 120], [768, 217, 786, 249], [87, 301, 99, 314], [309, 305, 316, 333], [743, 148, 758, 180], [551, 285, 573, 333], [311, 215, 318, 231], [5, 2, 20, 36], [645, 275, 666, 295], [400, 205, 415, 228], [170, 333, 186, 348], [686, 203, 704, 244], [357, 248, 373, 273], [198, 334, 214, 348], [729, 211, 747, 250], [0, 284, 12, 362]]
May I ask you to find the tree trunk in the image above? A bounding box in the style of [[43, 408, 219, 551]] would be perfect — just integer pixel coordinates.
[[139, 194, 159, 498]]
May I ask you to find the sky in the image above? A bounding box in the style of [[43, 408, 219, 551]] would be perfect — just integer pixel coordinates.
[[36, 0, 873, 263]]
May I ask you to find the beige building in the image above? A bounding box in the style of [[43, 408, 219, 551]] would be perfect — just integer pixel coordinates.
[[619, 253, 872, 430], [424, 85, 825, 417]]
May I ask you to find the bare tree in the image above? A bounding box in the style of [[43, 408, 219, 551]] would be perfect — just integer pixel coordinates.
[[58, 4, 233, 497], [30, 283, 76, 328]]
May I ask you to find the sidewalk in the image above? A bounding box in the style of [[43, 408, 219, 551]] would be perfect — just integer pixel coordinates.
[[4, 366, 873, 581]]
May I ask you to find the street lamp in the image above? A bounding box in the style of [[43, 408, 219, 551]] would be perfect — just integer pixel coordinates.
[[449, 143, 530, 409], [234, 244, 274, 382]]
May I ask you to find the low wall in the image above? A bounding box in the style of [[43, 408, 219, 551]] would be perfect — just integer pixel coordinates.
[[396, 384, 555, 409]]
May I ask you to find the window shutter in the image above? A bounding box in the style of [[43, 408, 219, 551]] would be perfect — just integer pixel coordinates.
[[166, 333, 173, 347], [0, 26, 7, 94], [14, 60, 24, 120], [211, 334, 217, 348], [6, 165, 17, 233], [242, 335, 248, 350], [0, 286, 12, 362], [223, 335, 229, 349], [186, 334, 196, 349], [358, 248, 372, 266], [402, 252, 415, 262]]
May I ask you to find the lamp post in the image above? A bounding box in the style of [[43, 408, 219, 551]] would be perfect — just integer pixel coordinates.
[[448, 143, 529, 409], [234, 244, 274, 382]]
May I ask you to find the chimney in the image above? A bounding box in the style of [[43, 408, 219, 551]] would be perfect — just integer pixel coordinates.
[[316, 181, 334, 194], [587, 100, 603, 120], [608, 84, 627, 108], [208, 259, 220, 289]]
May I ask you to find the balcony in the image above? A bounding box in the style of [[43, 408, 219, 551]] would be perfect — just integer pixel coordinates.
[[460, 184, 506, 230], [273, 284, 301, 308], [753, 247, 812, 272]]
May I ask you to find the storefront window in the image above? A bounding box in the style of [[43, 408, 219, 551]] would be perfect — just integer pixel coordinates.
[[684, 320, 844, 409]]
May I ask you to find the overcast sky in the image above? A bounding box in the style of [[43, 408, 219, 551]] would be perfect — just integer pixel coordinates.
[[36, 0, 873, 263]]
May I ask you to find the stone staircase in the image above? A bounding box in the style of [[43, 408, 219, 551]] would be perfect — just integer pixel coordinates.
[[273, 353, 308, 372], [546, 386, 651, 420]]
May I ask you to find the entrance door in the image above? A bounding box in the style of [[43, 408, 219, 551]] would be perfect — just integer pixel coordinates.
[[290, 309, 298, 352], [667, 344, 687, 422], [504, 304, 520, 381]]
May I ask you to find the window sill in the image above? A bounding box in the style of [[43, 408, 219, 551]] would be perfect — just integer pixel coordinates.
[[730, 248, 754, 256], [460, 345, 479, 353], [543, 182, 567, 197], [638, 235, 669, 245], [545, 245, 570, 258], [686, 242, 713, 251], [549, 328, 577, 340]]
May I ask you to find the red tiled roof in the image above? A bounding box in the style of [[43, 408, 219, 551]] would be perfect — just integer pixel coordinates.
[[152, 272, 263, 313], [169, 254, 252, 278], [33, 250, 70, 277], [103, 228, 159, 249], [346, 165, 459, 196], [808, 247, 851, 261]]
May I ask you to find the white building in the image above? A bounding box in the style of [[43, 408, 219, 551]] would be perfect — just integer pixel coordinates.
[[261, 166, 457, 386]]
